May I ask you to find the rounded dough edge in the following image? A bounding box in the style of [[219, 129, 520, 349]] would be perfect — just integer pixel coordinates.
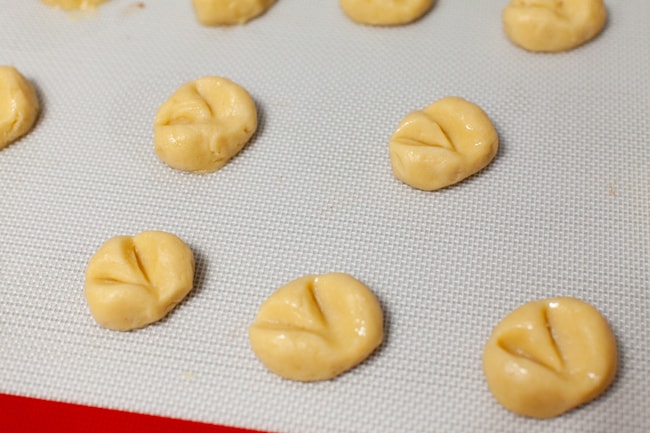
[[0, 66, 40, 150]]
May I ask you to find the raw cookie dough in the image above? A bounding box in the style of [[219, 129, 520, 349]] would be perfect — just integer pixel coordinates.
[[389, 96, 498, 191], [0, 66, 40, 150], [85, 231, 195, 331], [483, 297, 618, 418], [42, 0, 106, 10], [191, 0, 276, 25], [502, 0, 607, 52], [340, 0, 434, 26], [154, 76, 257, 173], [249, 273, 384, 382]]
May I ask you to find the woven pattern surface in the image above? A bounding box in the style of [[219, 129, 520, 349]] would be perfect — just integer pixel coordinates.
[[1, 1, 648, 432]]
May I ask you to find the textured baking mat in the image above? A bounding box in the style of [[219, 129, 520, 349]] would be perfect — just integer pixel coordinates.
[[1, 1, 649, 432]]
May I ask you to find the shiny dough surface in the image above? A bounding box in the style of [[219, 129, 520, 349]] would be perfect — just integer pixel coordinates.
[[249, 273, 384, 382], [482, 297, 618, 418]]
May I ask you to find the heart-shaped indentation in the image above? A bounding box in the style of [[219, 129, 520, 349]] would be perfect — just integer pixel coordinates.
[[250, 277, 330, 337], [496, 306, 564, 374], [391, 111, 455, 151]]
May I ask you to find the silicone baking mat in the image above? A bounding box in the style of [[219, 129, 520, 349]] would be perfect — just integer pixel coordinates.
[[1, 1, 649, 432]]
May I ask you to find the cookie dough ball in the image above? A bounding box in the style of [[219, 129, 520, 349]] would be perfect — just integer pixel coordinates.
[[192, 0, 276, 25], [483, 297, 618, 418], [389, 96, 498, 191], [85, 231, 195, 331], [340, 0, 434, 26], [249, 273, 384, 382], [154, 76, 257, 173], [502, 0, 607, 52], [0, 66, 40, 150], [42, 0, 106, 10]]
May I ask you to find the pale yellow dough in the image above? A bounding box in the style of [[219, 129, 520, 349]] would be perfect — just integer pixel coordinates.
[[154, 76, 257, 173], [192, 0, 276, 25], [0, 66, 40, 150], [249, 273, 384, 382], [85, 231, 195, 331], [389, 96, 498, 191], [340, 0, 434, 26], [483, 297, 618, 418], [42, 0, 106, 10], [502, 0, 607, 52]]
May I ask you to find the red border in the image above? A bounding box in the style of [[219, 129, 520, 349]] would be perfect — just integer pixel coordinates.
[[0, 393, 267, 433]]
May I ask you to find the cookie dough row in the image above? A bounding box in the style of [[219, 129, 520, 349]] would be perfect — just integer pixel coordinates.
[[84, 230, 618, 420], [40, 0, 609, 52], [84, 231, 385, 381], [156, 76, 499, 191], [0, 67, 498, 192], [40, 0, 433, 26]]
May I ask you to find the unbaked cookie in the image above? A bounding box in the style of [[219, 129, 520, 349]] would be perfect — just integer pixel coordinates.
[[389, 96, 498, 191], [483, 297, 618, 418], [154, 76, 257, 173], [0, 66, 40, 150], [192, 0, 276, 25], [340, 0, 433, 26], [502, 0, 607, 52], [85, 231, 195, 331], [249, 273, 384, 381]]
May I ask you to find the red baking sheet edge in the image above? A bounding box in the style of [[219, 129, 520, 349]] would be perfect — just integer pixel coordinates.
[[0, 393, 268, 433]]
